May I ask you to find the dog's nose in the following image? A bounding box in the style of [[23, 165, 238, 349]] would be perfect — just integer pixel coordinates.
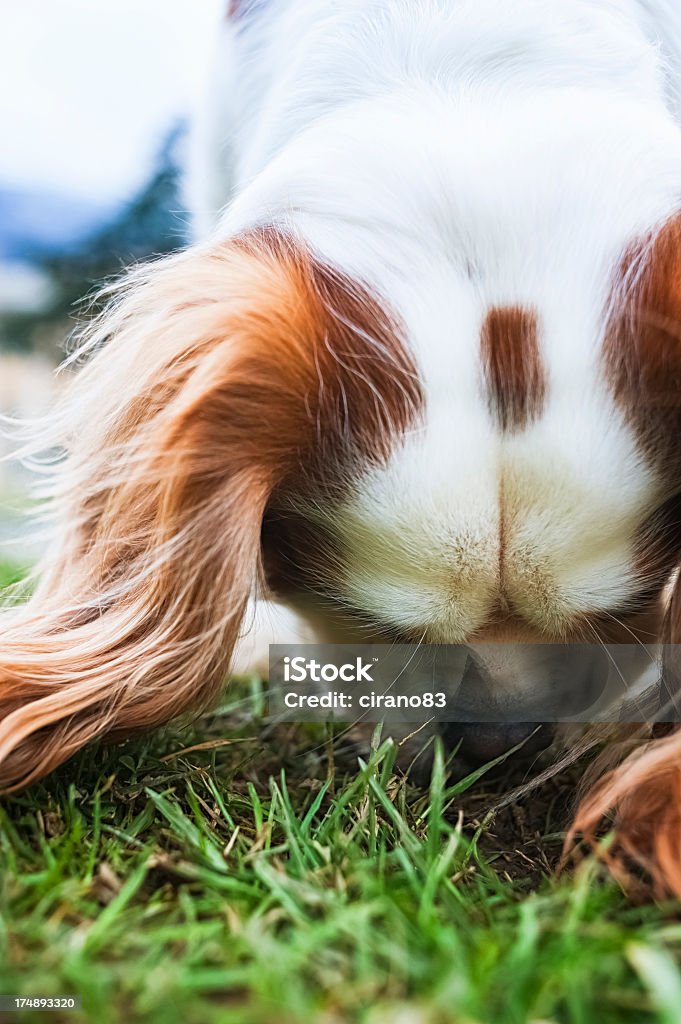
[[439, 642, 612, 766], [443, 721, 554, 767]]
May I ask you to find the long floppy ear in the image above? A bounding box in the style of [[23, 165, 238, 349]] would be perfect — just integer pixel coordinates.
[[0, 228, 418, 790], [570, 215, 681, 897]]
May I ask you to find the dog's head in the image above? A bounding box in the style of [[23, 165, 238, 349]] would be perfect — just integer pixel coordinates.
[[3, 216, 681, 731], [3, 203, 681, 890], [195, 92, 681, 765], [256, 217, 678, 675]]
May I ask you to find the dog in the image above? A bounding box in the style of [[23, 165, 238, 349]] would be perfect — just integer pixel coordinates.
[[2, 0, 681, 895]]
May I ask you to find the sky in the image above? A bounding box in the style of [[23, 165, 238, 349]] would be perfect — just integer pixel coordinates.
[[0, 0, 222, 206]]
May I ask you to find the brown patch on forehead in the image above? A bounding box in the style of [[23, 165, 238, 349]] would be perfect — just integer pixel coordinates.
[[480, 306, 545, 432], [603, 214, 681, 475]]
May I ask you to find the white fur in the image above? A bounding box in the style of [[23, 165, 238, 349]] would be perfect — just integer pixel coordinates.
[[190, 0, 681, 643]]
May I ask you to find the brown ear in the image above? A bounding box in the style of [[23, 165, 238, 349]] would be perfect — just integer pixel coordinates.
[[569, 215, 681, 897], [569, 581, 681, 897], [568, 724, 681, 898], [0, 229, 419, 790]]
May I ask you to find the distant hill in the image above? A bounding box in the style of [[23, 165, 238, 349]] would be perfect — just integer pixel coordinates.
[[0, 186, 114, 263], [0, 124, 188, 354]]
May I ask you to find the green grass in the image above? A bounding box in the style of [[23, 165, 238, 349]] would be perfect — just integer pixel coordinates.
[[1, 562, 681, 1024], [0, 559, 28, 590]]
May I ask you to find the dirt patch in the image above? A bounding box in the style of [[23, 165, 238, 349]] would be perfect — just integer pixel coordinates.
[[457, 768, 581, 885]]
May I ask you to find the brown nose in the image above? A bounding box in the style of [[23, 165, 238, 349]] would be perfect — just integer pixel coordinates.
[[444, 721, 554, 766]]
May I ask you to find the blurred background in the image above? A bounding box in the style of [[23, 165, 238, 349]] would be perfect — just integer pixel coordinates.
[[0, 0, 221, 553]]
